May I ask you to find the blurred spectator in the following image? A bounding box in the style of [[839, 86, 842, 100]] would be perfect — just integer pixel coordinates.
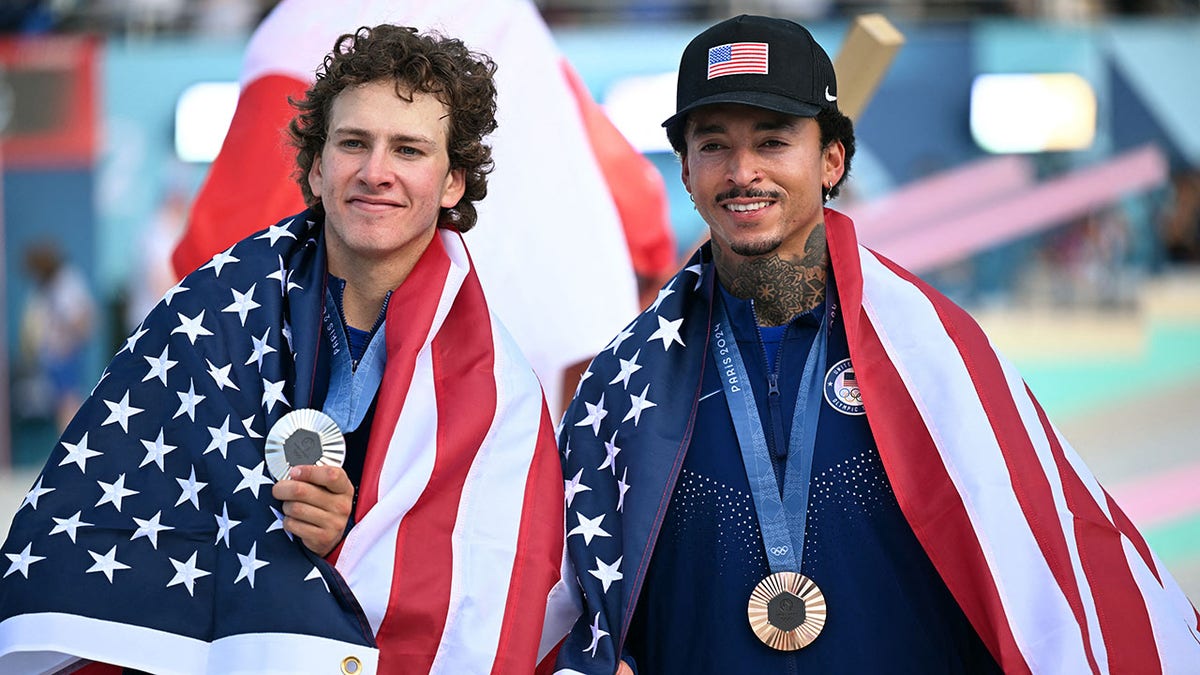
[[16, 242, 96, 431], [1160, 168, 1200, 264]]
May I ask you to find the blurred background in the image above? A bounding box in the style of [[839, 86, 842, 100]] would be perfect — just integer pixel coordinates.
[[0, 0, 1196, 601]]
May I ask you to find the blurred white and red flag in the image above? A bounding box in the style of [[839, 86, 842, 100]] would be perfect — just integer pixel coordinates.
[[174, 0, 675, 412]]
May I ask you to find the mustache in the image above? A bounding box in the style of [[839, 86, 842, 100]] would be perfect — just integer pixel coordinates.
[[714, 188, 781, 202]]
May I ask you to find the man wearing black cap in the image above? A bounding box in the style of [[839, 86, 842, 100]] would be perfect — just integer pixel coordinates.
[[548, 14, 1200, 675]]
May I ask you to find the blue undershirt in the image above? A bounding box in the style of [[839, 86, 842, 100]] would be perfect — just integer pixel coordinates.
[[320, 274, 389, 488], [625, 279, 1001, 674]]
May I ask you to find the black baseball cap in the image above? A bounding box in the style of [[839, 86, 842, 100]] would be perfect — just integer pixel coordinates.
[[662, 15, 838, 131]]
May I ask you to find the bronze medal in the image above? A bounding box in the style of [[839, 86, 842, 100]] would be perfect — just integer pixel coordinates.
[[264, 409, 346, 481], [747, 571, 826, 650]]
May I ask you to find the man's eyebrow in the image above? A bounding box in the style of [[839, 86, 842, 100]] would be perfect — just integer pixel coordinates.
[[330, 126, 438, 145]]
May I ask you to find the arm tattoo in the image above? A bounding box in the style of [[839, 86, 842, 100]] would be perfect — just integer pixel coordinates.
[[715, 223, 828, 327]]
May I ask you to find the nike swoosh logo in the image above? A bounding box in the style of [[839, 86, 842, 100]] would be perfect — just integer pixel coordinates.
[[825, 86, 837, 102]]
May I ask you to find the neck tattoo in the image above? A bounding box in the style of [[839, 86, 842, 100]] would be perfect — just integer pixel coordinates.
[[715, 223, 828, 327]]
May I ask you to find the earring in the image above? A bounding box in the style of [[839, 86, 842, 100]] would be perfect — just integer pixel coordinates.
[[821, 182, 831, 204]]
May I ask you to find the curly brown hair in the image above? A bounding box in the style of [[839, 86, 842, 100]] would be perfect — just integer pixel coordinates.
[[288, 24, 498, 232]]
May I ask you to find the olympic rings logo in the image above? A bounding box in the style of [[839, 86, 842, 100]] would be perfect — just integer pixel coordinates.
[[838, 386, 862, 403], [769, 546, 790, 557]]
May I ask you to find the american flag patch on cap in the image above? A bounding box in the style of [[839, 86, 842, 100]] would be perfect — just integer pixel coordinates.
[[707, 42, 769, 79]]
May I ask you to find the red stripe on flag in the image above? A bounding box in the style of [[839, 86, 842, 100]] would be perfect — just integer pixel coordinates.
[[826, 211, 1028, 672], [1105, 490, 1161, 587], [375, 242, 498, 672], [851, 311, 1031, 674], [357, 234, 452, 516], [873, 252, 1102, 674], [491, 406, 566, 674], [173, 74, 307, 278], [1029, 396, 1161, 672]]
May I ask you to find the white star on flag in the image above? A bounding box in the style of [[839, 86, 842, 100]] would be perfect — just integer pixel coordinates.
[[242, 416, 262, 439], [267, 506, 293, 541], [173, 310, 214, 345], [175, 466, 207, 509], [684, 262, 704, 289], [86, 545, 131, 583], [617, 467, 631, 513], [598, 431, 621, 475], [647, 315, 685, 351], [604, 325, 635, 355], [574, 393, 608, 437], [222, 284, 261, 326], [585, 612, 609, 658], [59, 432, 101, 473], [201, 246, 240, 277], [120, 325, 149, 355], [234, 461, 273, 498], [564, 468, 592, 508], [4, 544, 45, 579], [204, 416, 244, 459], [261, 379, 288, 414], [267, 255, 301, 296], [623, 383, 658, 426], [20, 476, 54, 511], [166, 551, 211, 597], [254, 219, 298, 246], [174, 379, 206, 421], [142, 345, 177, 386], [235, 542, 270, 588], [304, 566, 329, 592], [161, 282, 189, 305], [139, 428, 177, 471], [50, 511, 93, 543], [246, 329, 276, 370], [589, 555, 623, 593], [102, 391, 144, 432], [131, 511, 173, 549], [214, 502, 241, 548], [649, 278, 676, 312], [608, 349, 643, 390], [568, 512, 611, 545], [206, 359, 239, 391], [95, 474, 139, 512]]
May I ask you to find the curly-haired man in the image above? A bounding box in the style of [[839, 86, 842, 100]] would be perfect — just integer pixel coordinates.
[[0, 25, 563, 675]]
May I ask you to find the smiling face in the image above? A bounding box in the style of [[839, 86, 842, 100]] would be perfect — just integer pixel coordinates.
[[681, 103, 843, 265], [308, 79, 465, 280]]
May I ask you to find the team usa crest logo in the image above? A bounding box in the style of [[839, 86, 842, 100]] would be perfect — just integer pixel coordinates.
[[823, 358, 865, 415]]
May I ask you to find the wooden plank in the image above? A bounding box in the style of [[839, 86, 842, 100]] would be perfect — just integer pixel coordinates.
[[832, 13, 905, 122]]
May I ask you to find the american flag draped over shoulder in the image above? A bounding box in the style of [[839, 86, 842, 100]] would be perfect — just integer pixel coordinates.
[[547, 209, 1200, 674], [0, 211, 565, 674]]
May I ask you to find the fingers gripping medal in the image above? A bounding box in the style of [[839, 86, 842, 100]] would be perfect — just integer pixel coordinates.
[[264, 409, 346, 481]]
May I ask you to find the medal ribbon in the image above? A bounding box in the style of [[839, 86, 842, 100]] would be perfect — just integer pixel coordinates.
[[710, 293, 827, 576]]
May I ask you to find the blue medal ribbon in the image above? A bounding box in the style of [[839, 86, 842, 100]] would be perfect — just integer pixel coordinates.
[[710, 292, 827, 576]]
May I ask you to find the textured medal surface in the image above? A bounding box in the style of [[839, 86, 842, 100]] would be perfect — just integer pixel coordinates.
[[747, 571, 827, 650], [264, 408, 346, 481]]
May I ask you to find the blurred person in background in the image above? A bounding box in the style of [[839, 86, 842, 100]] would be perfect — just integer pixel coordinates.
[[0, 24, 563, 674], [1161, 167, 1200, 264], [16, 241, 96, 432], [547, 14, 1200, 674]]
